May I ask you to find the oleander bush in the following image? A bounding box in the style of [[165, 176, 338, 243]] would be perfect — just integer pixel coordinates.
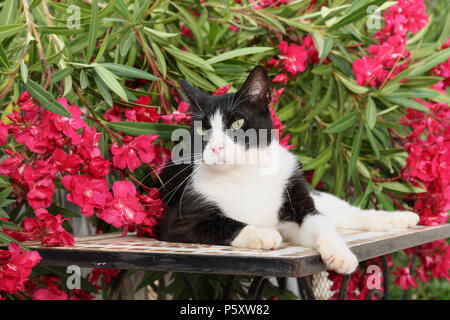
[[0, 0, 448, 300]]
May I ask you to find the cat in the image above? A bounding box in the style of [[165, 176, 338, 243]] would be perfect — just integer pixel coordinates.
[[155, 66, 419, 274]]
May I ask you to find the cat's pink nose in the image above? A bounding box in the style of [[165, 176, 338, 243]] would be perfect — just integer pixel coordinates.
[[211, 144, 225, 154]]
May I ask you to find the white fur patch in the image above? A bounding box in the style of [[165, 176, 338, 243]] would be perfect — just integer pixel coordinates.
[[311, 192, 420, 231], [192, 141, 298, 228], [231, 225, 282, 249], [279, 215, 358, 274]]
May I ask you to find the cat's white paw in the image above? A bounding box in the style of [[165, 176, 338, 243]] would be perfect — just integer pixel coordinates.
[[231, 226, 282, 250], [316, 235, 358, 274], [364, 210, 420, 231]]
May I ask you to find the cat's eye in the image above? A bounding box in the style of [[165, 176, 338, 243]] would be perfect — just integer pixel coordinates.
[[196, 126, 207, 136], [231, 118, 245, 130]]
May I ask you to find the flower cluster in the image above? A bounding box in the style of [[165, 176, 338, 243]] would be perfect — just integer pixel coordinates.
[[327, 257, 390, 300], [0, 243, 41, 295], [431, 38, 450, 91], [0, 92, 167, 237], [269, 34, 324, 82], [352, 0, 429, 87], [401, 99, 450, 226]]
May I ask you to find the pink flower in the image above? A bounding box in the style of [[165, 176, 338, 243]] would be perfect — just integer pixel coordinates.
[[51, 148, 82, 175], [76, 125, 102, 160], [180, 25, 194, 38], [83, 156, 110, 178], [87, 268, 119, 289], [21, 209, 74, 247], [272, 73, 289, 85], [368, 35, 410, 69], [0, 243, 41, 294], [213, 85, 232, 95], [111, 135, 159, 172], [61, 175, 112, 217], [0, 121, 9, 145], [104, 105, 123, 122], [269, 88, 284, 107], [50, 98, 86, 145], [278, 41, 308, 77], [23, 165, 56, 209], [161, 101, 191, 125], [394, 266, 418, 290], [352, 56, 387, 87], [124, 96, 161, 123], [97, 180, 147, 228], [33, 288, 68, 300]]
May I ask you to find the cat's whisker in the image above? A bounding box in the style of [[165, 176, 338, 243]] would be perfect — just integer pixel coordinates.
[[157, 160, 202, 192], [178, 163, 204, 221], [162, 163, 203, 204]]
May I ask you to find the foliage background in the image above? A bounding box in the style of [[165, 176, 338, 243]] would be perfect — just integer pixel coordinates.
[[0, 0, 448, 299]]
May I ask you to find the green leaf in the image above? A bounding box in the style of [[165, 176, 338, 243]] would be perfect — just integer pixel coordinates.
[[24, 80, 72, 118], [93, 64, 128, 101], [0, 0, 17, 27], [365, 124, 380, 159], [375, 192, 395, 211], [114, 0, 133, 21], [50, 67, 74, 85], [93, 71, 113, 106], [106, 122, 187, 140], [408, 48, 450, 78], [0, 187, 12, 205], [401, 76, 444, 88], [86, 0, 98, 63], [172, 3, 204, 53], [330, 0, 385, 30], [0, 24, 26, 41], [379, 182, 426, 194], [320, 37, 334, 62], [48, 204, 81, 218], [335, 73, 368, 94], [143, 27, 179, 38], [324, 112, 358, 133], [177, 61, 216, 91], [366, 97, 377, 129], [348, 125, 363, 178], [311, 164, 328, 188], [119, 32, 134, 57], [0, 42, 10, 69], [206, 47, 273, 65], [305, 78, 333, 121], [380, 95, 429, 112], [302, 145, 333, 171], [150, 42, 166, 78], [165, 46, 213, 71], [94, 29, 110, 63], [275, 16, 314, 33], [20, 62, 28, 84], [102, 63, 160, 81]]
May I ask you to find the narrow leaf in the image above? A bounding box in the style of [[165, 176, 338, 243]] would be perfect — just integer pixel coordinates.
[[24, 80, 72, 118], [324, 112, 358, 133], [366, 97, 377, 129], [85, 0, 98, 63], [106, 122, 187, 140], [93, 65, 128, 101]]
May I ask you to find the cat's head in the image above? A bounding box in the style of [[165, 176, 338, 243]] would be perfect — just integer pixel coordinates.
[[180, 66, 276, 169]]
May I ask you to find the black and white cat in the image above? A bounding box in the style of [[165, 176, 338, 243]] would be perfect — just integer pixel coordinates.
[[156, 66, 419, 274]]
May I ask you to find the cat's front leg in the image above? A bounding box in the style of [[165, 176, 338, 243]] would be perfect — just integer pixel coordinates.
[[231, 225, 282, 250], [279, 214, 358, 274]]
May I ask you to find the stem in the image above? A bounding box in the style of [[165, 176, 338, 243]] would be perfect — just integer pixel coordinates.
[[22, 0, 51, 89]]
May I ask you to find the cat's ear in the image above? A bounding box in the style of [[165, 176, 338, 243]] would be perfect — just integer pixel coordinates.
[[180, 80, 208, 105], [235, 66, 271, 106]]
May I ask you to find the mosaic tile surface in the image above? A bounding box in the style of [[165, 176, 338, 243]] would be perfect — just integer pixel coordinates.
[[17, 225, 448, 259]]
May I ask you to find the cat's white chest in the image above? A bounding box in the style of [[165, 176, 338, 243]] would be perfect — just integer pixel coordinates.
[[191, 144, 297, 228]]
